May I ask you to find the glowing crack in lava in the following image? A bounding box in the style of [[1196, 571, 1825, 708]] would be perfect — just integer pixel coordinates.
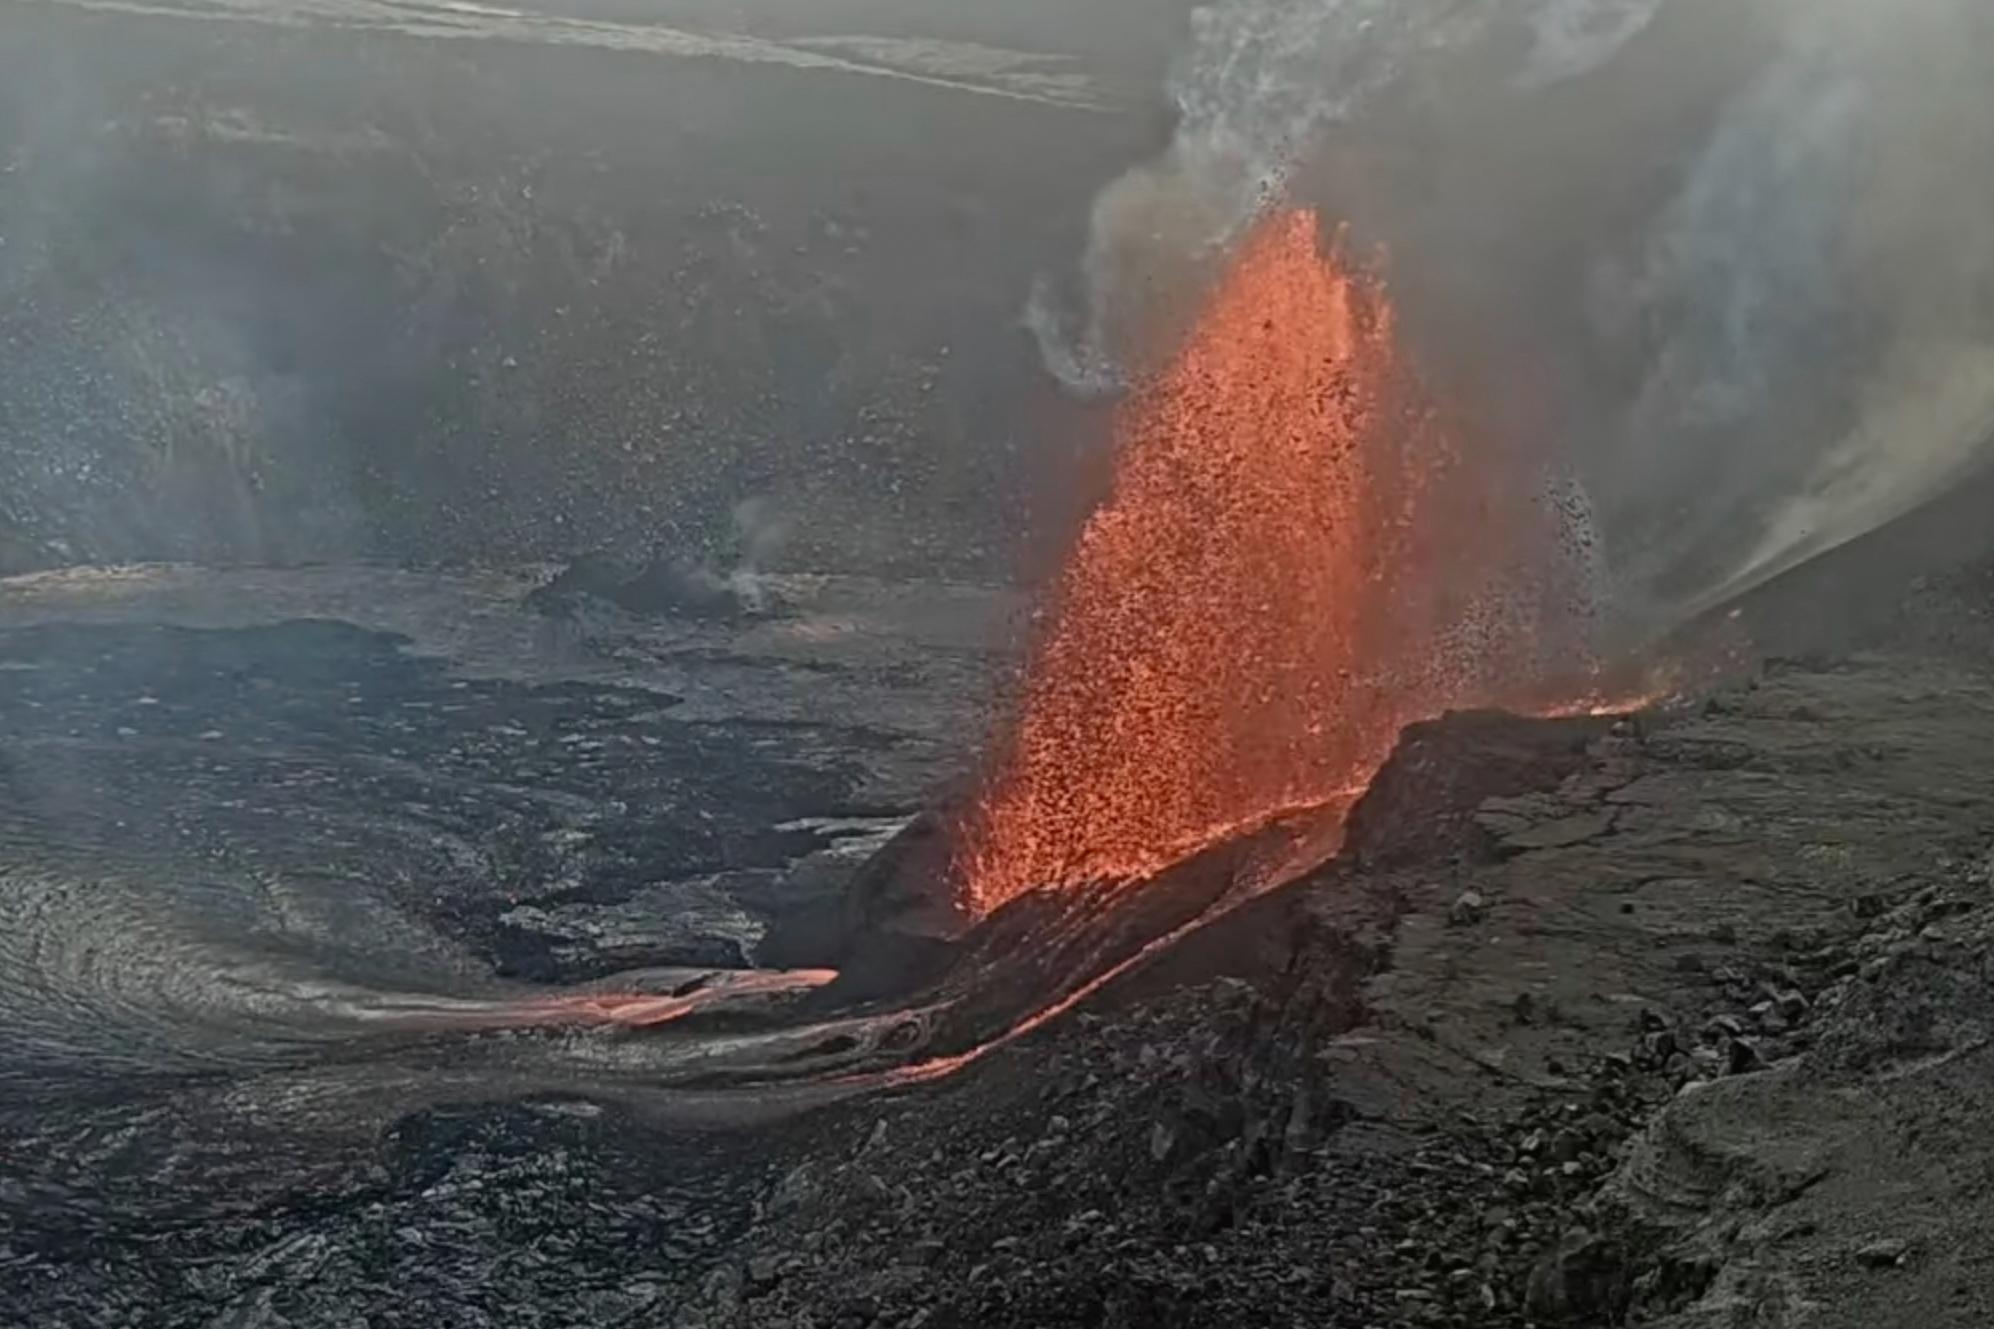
[[959, 209, 1592, 916]]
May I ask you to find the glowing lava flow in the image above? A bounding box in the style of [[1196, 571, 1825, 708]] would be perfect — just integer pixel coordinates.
[[510, 969, 842, 1029], [958, 210, 1591, 916], [367, 969, 844, 1034]]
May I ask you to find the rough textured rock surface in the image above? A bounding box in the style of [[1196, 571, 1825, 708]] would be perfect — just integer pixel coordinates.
[[4, 559, 1994, 1327], [676, 653, 1994, 1329]]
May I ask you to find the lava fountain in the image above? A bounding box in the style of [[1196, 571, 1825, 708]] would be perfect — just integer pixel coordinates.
[[958, 209, 1595, 916], [392, 213, 1636, 1100], [372, 215, 1614, 1095]]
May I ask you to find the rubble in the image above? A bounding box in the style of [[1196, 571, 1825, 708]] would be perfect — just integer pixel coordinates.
[[672, 652, 1994, 1329], [5, 581, 1994, 1327]]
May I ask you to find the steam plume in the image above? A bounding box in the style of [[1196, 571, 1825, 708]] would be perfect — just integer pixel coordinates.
[[726, 496, 793, 615], [1039, 0, 1994, 637], [1604, 0, 1994, 624], [1033, 0, 1664, 394]]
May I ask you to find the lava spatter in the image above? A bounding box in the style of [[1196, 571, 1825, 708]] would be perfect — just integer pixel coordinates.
[[959, 209, 1588, 916]]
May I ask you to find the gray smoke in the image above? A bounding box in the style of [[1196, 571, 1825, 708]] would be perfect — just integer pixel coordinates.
[[725, 495, 794, 615], [1034, 0, 1663, 394], [1041, 0, 1994, 639], [1602, 0, 1994, 625]]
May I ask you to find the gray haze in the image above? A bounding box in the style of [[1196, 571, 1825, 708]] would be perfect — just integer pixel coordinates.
[[1040, 0, 1994, 640], [0, 0, 1182, 577], [4, 0, 1991, 633]]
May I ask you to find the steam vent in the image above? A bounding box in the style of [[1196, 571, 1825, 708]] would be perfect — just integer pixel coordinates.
[[5, 2, 1994, 1327]]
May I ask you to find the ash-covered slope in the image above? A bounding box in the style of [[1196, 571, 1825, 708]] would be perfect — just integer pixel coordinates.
[[2, 556, 1991, 1326], [684, 648, 1994, 1329], [0, 0, 1168, 580]]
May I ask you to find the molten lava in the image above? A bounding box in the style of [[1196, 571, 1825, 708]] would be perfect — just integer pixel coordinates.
[[960, 210, 1588, 915]]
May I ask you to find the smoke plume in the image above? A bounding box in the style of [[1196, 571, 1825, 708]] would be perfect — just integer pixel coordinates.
[[1040, 0, 1994, 639], [725, 495, 794, 615]]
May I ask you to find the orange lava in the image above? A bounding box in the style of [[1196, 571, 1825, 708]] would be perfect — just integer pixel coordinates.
[[503, 969, 840, 1029], [959, 210, 1592, 915]]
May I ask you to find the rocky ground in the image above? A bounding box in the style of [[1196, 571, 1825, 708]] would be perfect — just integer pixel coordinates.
[[0, 565, 1003, 1328], [0, 563, 1012, 982], [4, 555, 1994, 1328], [681, 645, 1994, 1329]]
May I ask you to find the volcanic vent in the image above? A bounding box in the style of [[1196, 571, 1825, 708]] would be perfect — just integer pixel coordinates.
[[958, 209, 1601, 916]]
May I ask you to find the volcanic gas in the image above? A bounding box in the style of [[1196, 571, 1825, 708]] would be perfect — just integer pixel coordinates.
[[958, 209, 1597, 916]]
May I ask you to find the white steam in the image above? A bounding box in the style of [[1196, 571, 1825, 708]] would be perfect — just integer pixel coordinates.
[[1516, 0, 1667, 89], [726, 495, 793, 615], [1042, 0, 1994, 638], [1034, 0, 1662, 393], [1602, 0, 1994, 625]]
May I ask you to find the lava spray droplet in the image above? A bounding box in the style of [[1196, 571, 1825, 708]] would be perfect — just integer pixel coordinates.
[[959, 210, 1597, 915]]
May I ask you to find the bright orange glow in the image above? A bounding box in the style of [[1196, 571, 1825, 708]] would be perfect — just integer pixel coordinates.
[[502, 969, 840, 1029], [958, 210, 1598, 915]]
